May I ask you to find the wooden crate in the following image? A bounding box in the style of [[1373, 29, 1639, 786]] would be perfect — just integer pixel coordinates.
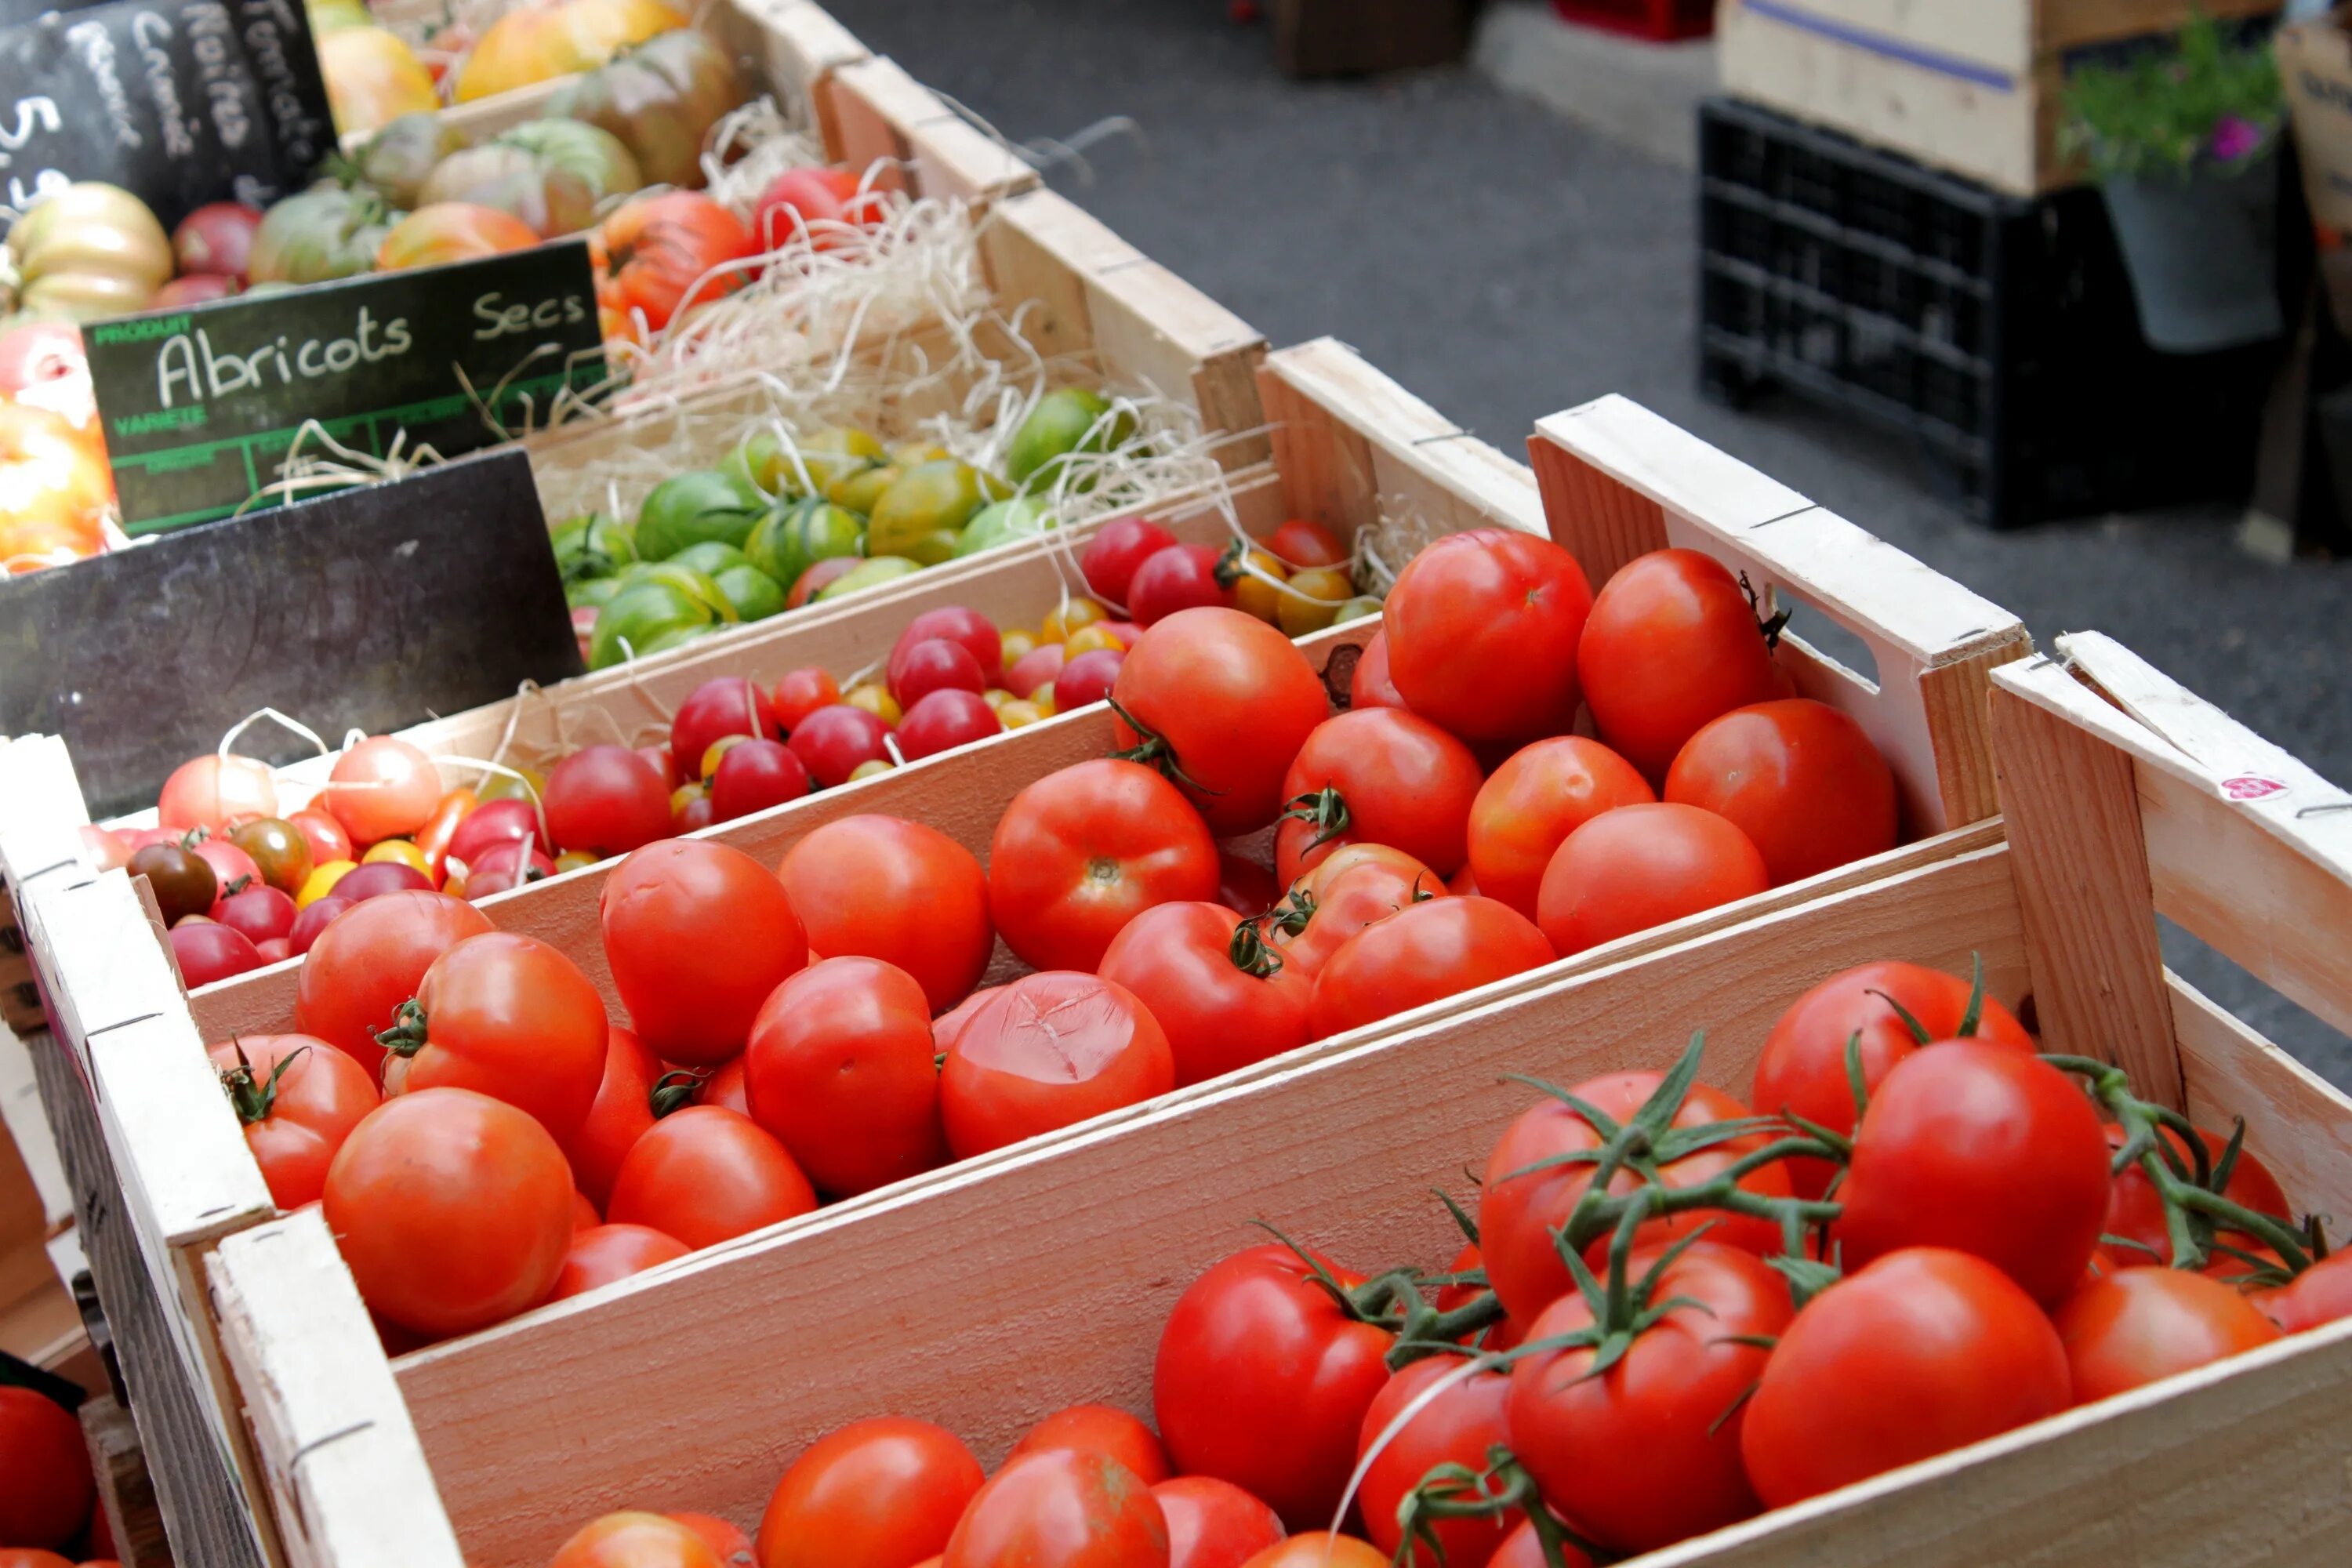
[[206, 631, 2345, 1567], [1715, 0, 2281, 195]]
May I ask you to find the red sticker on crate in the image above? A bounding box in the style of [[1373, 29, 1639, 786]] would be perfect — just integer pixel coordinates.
[[2221, 775, 2287, 800]]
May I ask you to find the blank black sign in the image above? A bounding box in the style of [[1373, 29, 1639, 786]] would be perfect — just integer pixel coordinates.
[[0, 448, 585, 818]]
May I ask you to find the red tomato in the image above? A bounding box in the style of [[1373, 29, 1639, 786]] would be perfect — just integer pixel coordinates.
[[1750, 961, 2036, 1200], [940, 972, 1174, 1158], [1098, 902, 1311, 1087], [550, 1223, 691, 1301], [891, 639, 989, 708], [753, 165, 884, 252], [335, 861, 434, 903], [607, 1105, 817, 1250], [170, 921, 266, 988], [1307, 896, 1552, 1040], [1265, 518, 1346, 569], [324, 1087, 575, 1337], [0, 1388, 93, 1550], [942, 1450, 1168, 1568], [1127, 543, 1234, 626], [323, 736, 444, 847], [988, 759, 1220, 971], [565, 1025, 665, 1208], [571, 1189, 602, 1234], [1237, 1538, 1384, 1568], [547, 745, 674, 857], [899, 690, 1004, 759], [173, 200, 263, 278], [288, 894, 354, 955], [1835, 1041, 2111, 1308], [1152, 1477, 1284, 1568], [778, 815, 993, 1012], [1534, 802, 1768, 957], [745, 957, 946, 1196], [699, 1054, 751, 1116], [2100, 1122, 2291, 1271], [447, 797, 550, 867], [296, 891, 493, 1073], [290, 807, 354, 868], [1355, 1359, 1514, 1566], [190, 837, 263, 898], [1740, 1248, 2071, 1508], [210, 1033, 380, 1210], [788, 557, 861, 608], [1479, 1071, 1793, 1323], [2256, 1250, 2352, 1332], [1083, 517, 1178, 605], [1271, 855, 1446, 978], [1213, 851, 1279, 918], [603, 839, 808, 1065], [895, 607, 1003, 675], [1664, 699, 1897, 885], [1465, 736, 1654, 919], [213, 880, 298, 948], [1007, 644, 1069, 700], [2057, 1268, 2280, 1406], [1346, 631, 1404, 711], [710, 740, 812, 821], [0, 1551, 74, 1568], [1277, 710, 1483, 882], [604, 192, 756, 330], [1154, 1244, 1394, 1529], [1508, 1241, 1788, 1553], [1010, 1405, 1171, 1486], [771, 666, 843, 731], [1575, 549, 1779, 777], [672, 678, 784, 784], [158, 752, 278, 833], [462, 840, 556, 898], [789, 706, 895, 788], [1052, 650, 1125, 715], [669, 1513, 755, 1568], [1484, 1521, 1592, 1568], [1109, 608, 1330, 836], [1381, 530, 1592, 742], [377, 931, 607, 1143], [757, 1417, 985, 1568], [553, 1512, 724, 1568]]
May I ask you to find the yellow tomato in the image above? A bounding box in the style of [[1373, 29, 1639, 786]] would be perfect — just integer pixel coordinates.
[[848, 759, 893, 782], [320, 27, 439, 136], [455, 0, 688, 102], [554, 851, 600, 873], [999, 700, 1045, 729], [477, 766, 546, 804], [700, 733, 752, 781], [844, 684, 902, 725], [296, 861, 357, 909], [1279, 565, 1355, 637], [1333, 594, 1385, 626], [999, 630, 1040, 670], [1228, 547, 1290, 626], [361, 840, 432, 879], [1032, 688, 1058, 717], [981, 688, 1016, 712], [670, 783, 704, 815], [1041, 598, 1108, 642], [1063, 624, 1125, 656]]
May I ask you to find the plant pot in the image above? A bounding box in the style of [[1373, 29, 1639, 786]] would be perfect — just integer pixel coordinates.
[[2100, 151, 2284, 353]]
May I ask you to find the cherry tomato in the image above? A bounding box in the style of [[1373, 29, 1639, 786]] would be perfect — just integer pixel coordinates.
[[672, 678, 784, 782], [891, 640, 989, 708], [1508, 1241, 1788, 1553], [1836, 1041, 2111, 1308], [772, 667, 843, 731], [941, 1450, 1167, 1568], [286, 893, 354, 955], [608, 1105, 816, 1249], [210, 1033, 380, 1210], [322, 736, 444, 847], [1109, 608, 1330, 836], [1534, 802, 1769, 957], [548, 1223, 692, 1302], [191, 836, 263, 901], [412, 788, 476, 884], [1152, 1477, 1283, 1568], [1007, 644, 1069, 700], [2100, 1122, 2291, 1271], [228, 816, 313, 894], [462, 839, 557, 898], [333, 860, 434, 903], [1664, 699, 1898, 885], [602, 839, 808, 1066], [324, 1087, 574, 1337], [1009, 1405, 1171, 1486], [1238, 1538, 1383, 1568], [775, 815, 990, 1011], [1213, 851, 1280, 918], [0, 1388, 93, 1550], [445, 797, 549, 870], [1128, 543, 1233, 626], [755, 1417, 985, 1568], [1277, 710, 1483, 882], [2057, 1267, 2281, 1406], [1740, 1247, 2071, 1508], [745, 957, 946, 1196], [891, 607, 1001, 672], [1751, 961, 2036, 1200], [158, 752, 278, 834], [1051, 649, 1125, 715], [987, 759, 1220, 971], [565, 1025, 665, 1209], [1575, 550, 1779, 776], [1382, 530, 1592, 742], [710, 740, 812, 822], [1099, 902, 1311, 1087], [898, 690, 1004, 760], [376, 931, 607, 1143], [552, 1512, 724, 1568], [1480, 1071, 1793, 1323], [289, 807, 354, 869], [1083, 517, 1178, 605], [1154, 1243, 1394, 1530], [256, 936, 293, 964], [789, 705, 895, 787], [1307, 895, 1552, 1040], [170, 920, 266, 988], [1264, 518, 1346, 569], [940, 972, 1173, 1158], [131, 841, 216, 924], [1465, 736, 1654, 919], [1356, 1358, 1514, 1566], [546, 744, 674, 858]]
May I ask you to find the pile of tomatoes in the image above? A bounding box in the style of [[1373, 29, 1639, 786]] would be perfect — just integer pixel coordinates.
[[0, 1386, 116, 1567], [537, 956, 2352, 1568]]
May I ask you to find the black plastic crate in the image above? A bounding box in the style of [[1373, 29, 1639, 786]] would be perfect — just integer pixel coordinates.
[[1698, 98, 2270, 528]]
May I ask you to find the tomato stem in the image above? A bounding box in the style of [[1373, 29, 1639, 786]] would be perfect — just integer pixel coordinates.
[[1104, 698, 1222, 799], [217, 1040, 307, 1127], [1225, 917, 1287, 979], [1278, 786, 1352, 853], [648, 1069, 705, 1120], [372, 999, 431, 1060]]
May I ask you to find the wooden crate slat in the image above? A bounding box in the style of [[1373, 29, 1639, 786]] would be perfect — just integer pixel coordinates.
[[2170, 973, 2352, 1229], [829, 56, 1039, 205]]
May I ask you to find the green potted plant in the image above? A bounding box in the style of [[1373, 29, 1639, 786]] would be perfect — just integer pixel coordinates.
[[2060, 12, 2286, 352]]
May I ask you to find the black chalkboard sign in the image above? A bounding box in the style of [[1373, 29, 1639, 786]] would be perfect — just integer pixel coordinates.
[[0, 448, 585, 820], [0, 0, 331, 227], [82, 239, 608, 533]]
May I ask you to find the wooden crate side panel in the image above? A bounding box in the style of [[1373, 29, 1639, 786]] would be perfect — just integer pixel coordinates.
[[2170, 974, 2352, 1230], [828, 57, 1039, 205], [397, 845, 2030, 1561], [713, 0, 870, 151], [209, 1211, 466, 1568], [79, 1392, 174, 1568]]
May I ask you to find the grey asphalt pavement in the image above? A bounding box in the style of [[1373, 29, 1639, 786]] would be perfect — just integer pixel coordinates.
[[829, 0, 2352, 1076]]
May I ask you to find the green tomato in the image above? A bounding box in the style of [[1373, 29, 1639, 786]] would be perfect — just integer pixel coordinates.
[[589, 573, 730, 669], [869, 460, 994, 564], [713, 563, 786, 622], [551, 512, 637, 583], [826, 461, 898, 517], [1004, 387, 1134, 491], [566, 575, 625, 611], [668, 541, 750, 578], [815, 556, 922, 602], [635, 470, 768, 561], [1332, 594, 1385, 626], [639, 622, 719, 658], [956, 496, 1055, 557], [744, 498, 866, 589]]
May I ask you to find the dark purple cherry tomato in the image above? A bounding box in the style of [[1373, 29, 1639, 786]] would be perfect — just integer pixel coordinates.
[[288, 894, 354, 955], [333, 861, 433, 903], [130, 842, 217, 925]]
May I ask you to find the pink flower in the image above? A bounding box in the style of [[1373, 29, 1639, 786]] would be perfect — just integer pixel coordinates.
[[2210, 114, 2264, 162]]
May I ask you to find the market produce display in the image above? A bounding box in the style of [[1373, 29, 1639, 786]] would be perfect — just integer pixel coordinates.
[[527, 958, 2352, 1566], [310, 0, 693, 132], [0, 1387, 111, 1563]]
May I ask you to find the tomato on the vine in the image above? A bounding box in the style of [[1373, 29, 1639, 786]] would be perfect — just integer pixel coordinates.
[[377, 931, 608, 1143], [987, 759, 1220, 971], [1098, 902, 1311, 1087], [757, 1417, 985, 1568], [1109, 608, 1330, 835], [1151, 1477, 1283, 1568], [2056, 1267, 2280, 1406], [210, 1033, 380, 1210], [2100, 1122, 2290, 1271], [1355, 1358, 1515, 1566], [745, 957, 947, 1196]]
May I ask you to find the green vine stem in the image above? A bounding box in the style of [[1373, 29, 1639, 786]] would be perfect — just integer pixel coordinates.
[[1278, 786, 1352, 854], [218, 1041, 307, 1127], [373, 997, 430, 1059], [1105, 697, 1221, 798]]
